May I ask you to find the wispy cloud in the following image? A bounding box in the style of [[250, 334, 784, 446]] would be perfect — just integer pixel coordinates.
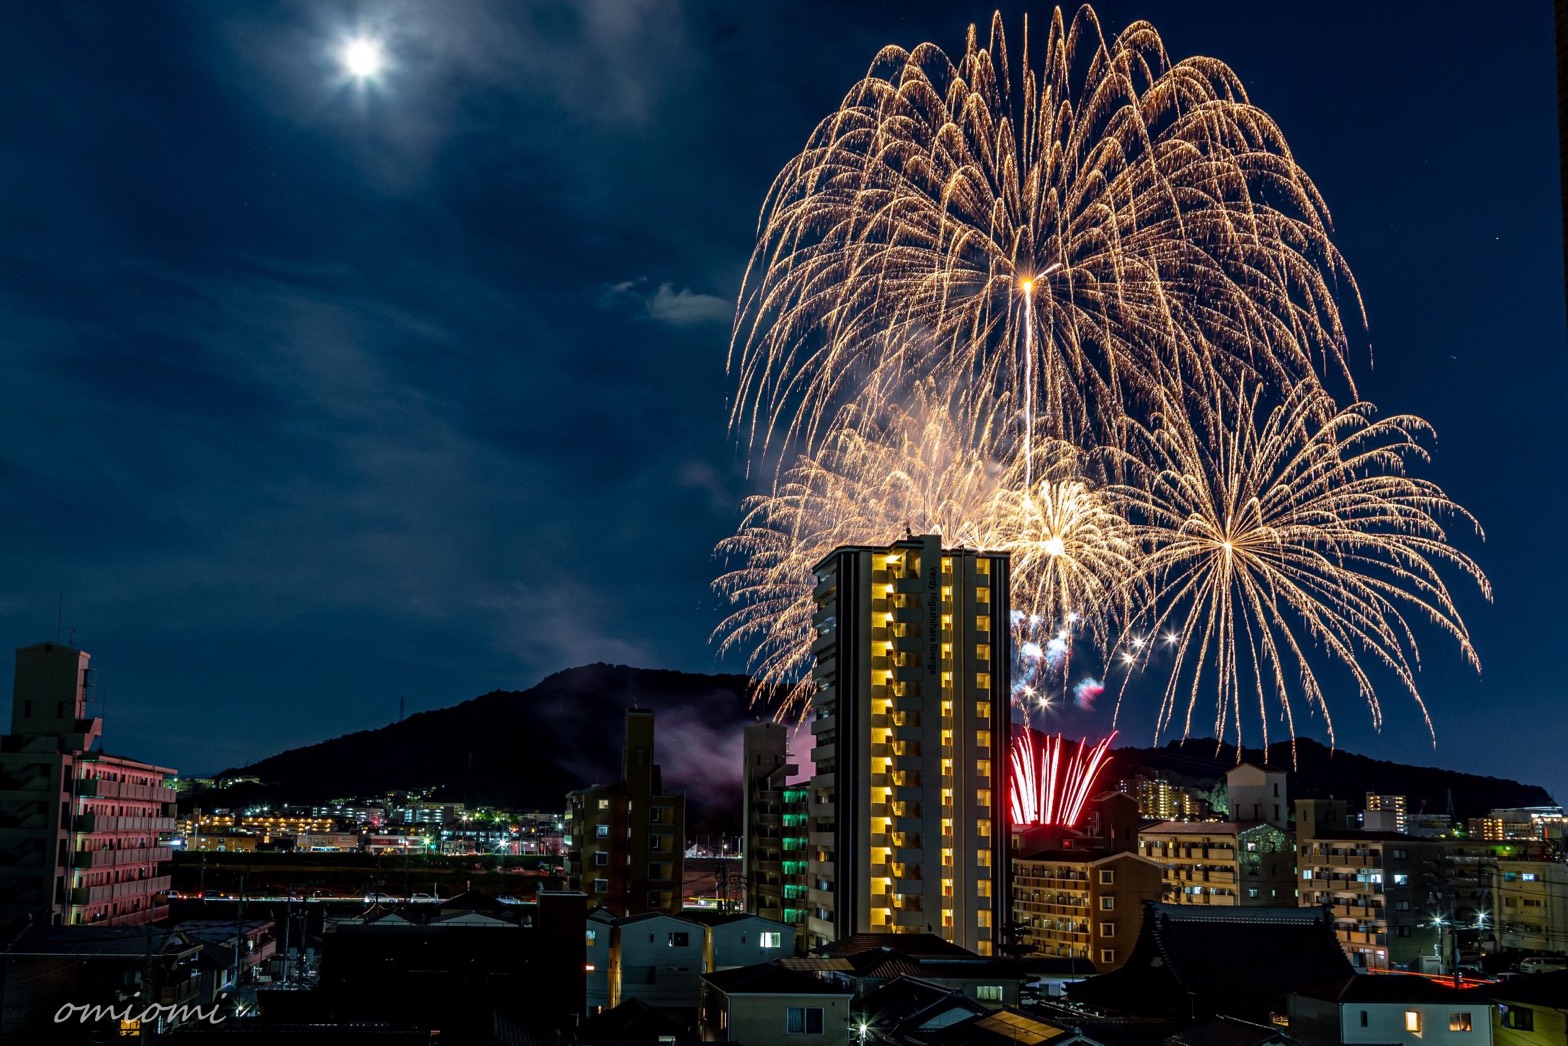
[[601, 278, 731, 327]]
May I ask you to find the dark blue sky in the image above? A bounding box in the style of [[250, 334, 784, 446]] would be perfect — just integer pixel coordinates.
[[2, 3, 1562, 801]]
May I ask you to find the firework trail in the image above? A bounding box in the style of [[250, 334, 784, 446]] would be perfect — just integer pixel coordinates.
[[1010, 729, 1117, 827], [1105, 379, 1490, 752]]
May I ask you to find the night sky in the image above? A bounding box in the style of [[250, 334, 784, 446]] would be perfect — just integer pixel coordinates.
[[2, 3, 1563, 802]]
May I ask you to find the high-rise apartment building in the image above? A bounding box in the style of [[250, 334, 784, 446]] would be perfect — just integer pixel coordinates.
[[806, 534, 1010, 955], [566, 709, 685, 916], [0, 642, 177, 930], [742, 722, 808, 942], [1364, 794, 1408, 834]]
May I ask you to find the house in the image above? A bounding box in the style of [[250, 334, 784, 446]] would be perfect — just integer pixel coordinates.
[[1482, 970, 1568, 1046], [1288, 973, 1496, 1046], [856, 974, 1113, 1046], [812, 932, 1025, 1008], [602, 911, 708, 1018], [684, 910, 797, 971], [699, 961, 853, 1044]]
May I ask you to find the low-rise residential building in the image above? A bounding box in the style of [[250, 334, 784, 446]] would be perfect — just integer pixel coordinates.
[[1486, 971, 1568, 1046], [1494, 858, 1568, 955], [806, 932, 1025, 1009], [1288, 975, 1496, 1046], [686, 910, 796, 972], [1011, 848, 1164, 970], [1138, 821, 1294, 907], [698, 962, 853, 1045], [584, 910, 707, 1017]]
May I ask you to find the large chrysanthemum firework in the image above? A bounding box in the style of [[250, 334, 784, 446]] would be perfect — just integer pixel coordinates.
[[1107, 380, 1491, 751], [729, 5, 1360, 466]]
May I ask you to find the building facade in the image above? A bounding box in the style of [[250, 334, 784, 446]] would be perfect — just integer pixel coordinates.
[[1296, 818, 1440, 970], [1010, 848, 1165, 970], [0, 642, 176, 930], [1138, 820, 1295, 907], [566, 709, 686, 916], [1494, 857, 1568, 955], [806, 535, 1011, 954], [742, 722, 808, 943]]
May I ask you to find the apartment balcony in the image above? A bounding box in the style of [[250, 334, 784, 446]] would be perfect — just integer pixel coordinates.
[[74, 815, 178, 834], [1325, 853, 1377, 868], [78, 846, 173, 868], [1343, 929, 1388, 946], [1332, 903, 1384, 920]]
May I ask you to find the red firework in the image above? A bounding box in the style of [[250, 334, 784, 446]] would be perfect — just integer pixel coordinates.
[[1009, 730, 1116, 827]]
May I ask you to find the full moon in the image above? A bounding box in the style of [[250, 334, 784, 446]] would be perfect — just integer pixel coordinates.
[[341, 37, 384, 79]]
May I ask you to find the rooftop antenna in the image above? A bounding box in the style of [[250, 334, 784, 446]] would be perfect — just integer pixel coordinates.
[[398, 695, 405, 722], [56, 593, 63, 643]]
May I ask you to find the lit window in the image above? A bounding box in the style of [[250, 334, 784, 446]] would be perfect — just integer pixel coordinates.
[[760, 931, 782, 948], [597, 799, 609, 810], [1449, 1013, 1472, 1032], [976, 985, 1003, 1001], [595, 824, 609, 839], [1405, 1011, 1421, 1034]]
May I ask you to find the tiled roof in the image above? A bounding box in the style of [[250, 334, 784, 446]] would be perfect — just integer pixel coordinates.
[[928, 1008, 1080, 1045], [3, 925, 198, 957], [818, 932, 976, 958], [702, 961, 851, 996], [859, 975, 989, 1041], [576, 998, 687, 1039], [1069, 902, 1353, 1022], [1162, 1016, 1293, 1046], [1140, 821, 1269, 835]]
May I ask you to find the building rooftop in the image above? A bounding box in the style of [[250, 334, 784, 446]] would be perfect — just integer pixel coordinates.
[[703, 961, 851, 996], [1069, 902, 1353, 1022], [1140, 821, 1274, 835]]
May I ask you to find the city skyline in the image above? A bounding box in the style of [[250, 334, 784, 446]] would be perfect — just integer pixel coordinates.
[[0, 4, 1563, 800]]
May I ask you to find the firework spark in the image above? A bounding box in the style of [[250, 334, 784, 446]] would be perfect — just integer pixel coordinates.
[[1010, 730, 1116, 827], [1107, 379, 1491, 751], [729, 6, 1360, 465], [712, 386, 1133, 718]]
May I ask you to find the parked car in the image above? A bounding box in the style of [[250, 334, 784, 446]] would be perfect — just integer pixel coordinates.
[[1519, 956, 1568, 974], [363, 892, 397, 904]]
